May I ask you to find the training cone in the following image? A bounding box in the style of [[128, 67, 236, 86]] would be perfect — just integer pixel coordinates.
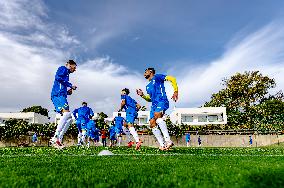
[[98, 150, 114, 156]]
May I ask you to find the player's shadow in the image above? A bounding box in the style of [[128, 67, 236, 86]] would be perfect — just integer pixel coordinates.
[[246, 169, 284, 188]]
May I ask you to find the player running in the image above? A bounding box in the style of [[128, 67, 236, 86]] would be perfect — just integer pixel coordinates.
[[136, 68, 178, 150], [119, 88, 142, 150], [109, 125, 117, 147], [73, 102, 94, 146], [112, 113, 125, 147], [50, 60, 77, 148], [86, 118, 97, 147]]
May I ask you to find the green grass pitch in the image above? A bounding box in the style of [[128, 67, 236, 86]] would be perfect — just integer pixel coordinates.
[[1, 146, 284, 188]]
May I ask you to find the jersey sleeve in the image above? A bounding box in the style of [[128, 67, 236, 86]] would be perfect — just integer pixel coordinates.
[[165, 75, 178, 92], [89, 108, 94, 117], [72, 109, 78, 119], [156, 74, 167, 83], [55, 66, 73, 88]]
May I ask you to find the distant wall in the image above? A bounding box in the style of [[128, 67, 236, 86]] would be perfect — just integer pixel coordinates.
[[1, 134, 284, 147]]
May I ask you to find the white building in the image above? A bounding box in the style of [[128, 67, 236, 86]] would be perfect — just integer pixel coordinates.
[[0, 112, 49, 125], [169, 107, 227, 125], [105, 111, 151, 126]]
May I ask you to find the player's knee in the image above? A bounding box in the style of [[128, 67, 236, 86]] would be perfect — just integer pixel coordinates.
[[154, 112, 162, 119], [63, 111, 72, 119]]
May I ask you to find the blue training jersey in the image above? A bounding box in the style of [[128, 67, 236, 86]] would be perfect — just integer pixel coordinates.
[[51, 66, 73, 97], [73, 106, 94, 122], [121, 95, 137, 112], [114, 116, 124, 127], [146, 74, 169, 105], [109, 126, 116, 137]]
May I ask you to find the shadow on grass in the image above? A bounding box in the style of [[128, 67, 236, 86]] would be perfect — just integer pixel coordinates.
[[247, 169, 284, 188]]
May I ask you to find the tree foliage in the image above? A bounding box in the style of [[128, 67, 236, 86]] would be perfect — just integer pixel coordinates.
[[96, 112, 109, 130], [22, 106, 49, 117], [204, 71, 284, 130]]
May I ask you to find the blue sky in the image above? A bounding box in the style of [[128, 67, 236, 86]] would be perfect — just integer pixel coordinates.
[[45, 0, 284, 71], [0, 0, 284, 115]]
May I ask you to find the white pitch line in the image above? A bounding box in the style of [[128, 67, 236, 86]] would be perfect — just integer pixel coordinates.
[[1, 153, 284, 157]]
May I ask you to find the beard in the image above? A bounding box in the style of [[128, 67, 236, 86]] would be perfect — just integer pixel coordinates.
[[144, 75, 150, 79]]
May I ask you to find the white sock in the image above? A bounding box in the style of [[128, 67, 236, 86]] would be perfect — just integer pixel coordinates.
[[152, 127, 164, 147], [82, 130, 87, 144], [78, 132, 82, 144], [117, 135, 122, 146], [59, 117, 72, 142], [54, 112, 72, 140], [156, 118, 171, 143], [129, 127, 139, 142], [123, 126, 131, 142]]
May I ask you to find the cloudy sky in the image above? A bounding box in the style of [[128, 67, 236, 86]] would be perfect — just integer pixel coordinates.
[[0, 0, 284, 116]]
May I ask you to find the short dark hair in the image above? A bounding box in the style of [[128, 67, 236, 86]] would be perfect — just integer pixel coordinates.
[[67, 60, 77, 65], [118, 113, 121, 116], [82, 102, 87, 105], [122, 88, 130, 95], [145, 67, 155, 74]]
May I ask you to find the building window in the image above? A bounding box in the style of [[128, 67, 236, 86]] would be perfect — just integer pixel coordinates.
[[208, 115, 218, 122], [139, 118, 148, 124], [198, 116, 207, 122], [181, 115, 193, 123]]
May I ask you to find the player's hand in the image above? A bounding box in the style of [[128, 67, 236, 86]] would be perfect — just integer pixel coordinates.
[[136, 89, 144, 96], [171, 91, 178, 102], [72, 85, 77, 90], [67, 89, 73, 95]]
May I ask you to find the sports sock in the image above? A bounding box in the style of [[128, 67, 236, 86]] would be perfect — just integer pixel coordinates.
[[152, 127, 165, 147], [82, 130, 87, 144], [117, 136, 122, 146], [77, 132, 82, 144], [122, 126, 131, 142], [54, 112, 72, 140], [59, 117, 72, 142], [156, 118, 171, 142], [129, 127, 139, 142]]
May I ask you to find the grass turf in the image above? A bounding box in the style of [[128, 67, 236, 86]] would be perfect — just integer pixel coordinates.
[[1, 146, 284, 188]]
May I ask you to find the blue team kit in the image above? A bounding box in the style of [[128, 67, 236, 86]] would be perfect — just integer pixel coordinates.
[[51, 66, 73, 113], [146, 74, 169, 119], [114, 116, 124, 134], [121, 95, 138, 124], [73, 106, 94, 132]]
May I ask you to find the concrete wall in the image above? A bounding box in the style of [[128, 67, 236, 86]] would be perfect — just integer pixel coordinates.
[[1, 134, 284, 147]]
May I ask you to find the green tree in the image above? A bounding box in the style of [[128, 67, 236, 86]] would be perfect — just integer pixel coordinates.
[[96, 112, 108, 130], [204, 71, 283, 130], [22, 106, 49, 117]]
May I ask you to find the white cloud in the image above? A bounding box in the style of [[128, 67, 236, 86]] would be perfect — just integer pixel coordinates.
[[1, 0, 284, 119], [0, 0, 147, 116], [176, 22, 284, 107]]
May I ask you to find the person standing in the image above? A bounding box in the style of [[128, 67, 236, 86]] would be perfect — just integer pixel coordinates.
[[50, 60, 77, 148], [136, 68, 178, 150]]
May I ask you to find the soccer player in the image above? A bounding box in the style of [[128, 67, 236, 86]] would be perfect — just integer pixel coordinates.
[[32, 132, 38, 146], [86, 118, 97, 147], [112, 113, 126, 147], [136, 68, 178, 150], [185, 132, 191, 147], [50, 60, 77, 148], [119, 88, 143, 150], [73, 102, 94, 146], [93, 127, 100, 146], [109, 125, 117, 147]]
